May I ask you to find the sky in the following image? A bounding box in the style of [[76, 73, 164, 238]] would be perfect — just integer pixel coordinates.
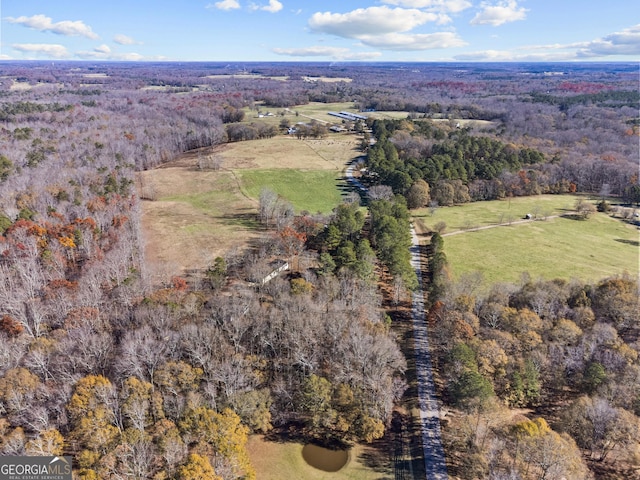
[[0, 0, 638, 62]]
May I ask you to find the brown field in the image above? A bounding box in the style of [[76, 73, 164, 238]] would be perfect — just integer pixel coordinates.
[[302, 76, 353, 83], [205, 74, 290, 81], [139, 158, 260, 278], [214, 136, 360, 171], [139, 135, 361, 279]]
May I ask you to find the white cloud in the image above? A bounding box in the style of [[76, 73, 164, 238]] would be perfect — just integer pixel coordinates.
[[359, 31, 467, 50], [210, 0, 281, 13], [94, 44, 112, 54], [76, 48, 145, 61], [114, 34, 140, 45], [456, 24, 640, 61], [454, 49, 577, 61], [382, 0, 472, 13], [115, 52, 145, 61], [306, 6, 462, 52], [470, 1, 527, 26], [309, 6, 441, 38], [260, 0, 283, 13], [12, 43, 70, 59], [208, 0, 241, 11], [577, 24, 640, 57], [272, 46, 382, 60], [6, 14, 98, 39]]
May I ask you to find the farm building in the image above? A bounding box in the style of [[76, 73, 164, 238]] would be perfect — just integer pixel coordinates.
[[328, 111, 368, 122]]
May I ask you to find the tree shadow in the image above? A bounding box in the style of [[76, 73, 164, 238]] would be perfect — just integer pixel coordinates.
[[262, 423, 312, 445], [263, 425, 395, 478], [615, 238, 640, 247], [357, 411, 414, 480], [220, 212, 261, 229], [560, 213, 586, 221]]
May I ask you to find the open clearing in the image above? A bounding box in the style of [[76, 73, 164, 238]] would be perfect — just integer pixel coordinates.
[[240, 169, 345, 214], [215, 135, 360, 171], [140, 135, 360, 274], [413, 194, 579, 233], [247, 436, 389, 480], [206, 74, 289, 81], [416, 196, 640, 285], [245, 102, 496, 135], [245, 102, 359, 125]]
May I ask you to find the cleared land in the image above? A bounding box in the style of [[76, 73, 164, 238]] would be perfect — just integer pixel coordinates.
[[288, 102, 360, 124], [140, 135, 360, 273], [245, 102, 358, 125], [413, 194, 578, 233], [139, 165, 260, 275], [206, 74, 289, 81], [240, 169, 345, 214], [215, 136, 359, 171], [431, 208, 639, 286], [246, 437, 388, 480]]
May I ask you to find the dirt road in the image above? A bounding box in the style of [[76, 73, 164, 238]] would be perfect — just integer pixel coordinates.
[[410, 228, 449, 479], [346, 165, 448, 478]]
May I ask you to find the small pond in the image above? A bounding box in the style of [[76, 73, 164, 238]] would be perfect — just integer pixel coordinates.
[[302, 444, 350, 472]]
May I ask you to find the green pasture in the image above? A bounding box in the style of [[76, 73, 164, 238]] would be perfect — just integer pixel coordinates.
[[239, 168, 347, 214], [414, 195, 579, 233], [441, 212, 639, 286], [243, 102, 359, 126], [247, 437, 388, 480], [290, 102, 356, 113], [161, 179, 235, 213]]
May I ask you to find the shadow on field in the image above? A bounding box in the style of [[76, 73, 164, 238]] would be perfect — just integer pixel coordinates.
[[357, 438, 395, 480], [220, 212, 261, 229], [560, 213, 586, 221], [615, 238, 640, 247]]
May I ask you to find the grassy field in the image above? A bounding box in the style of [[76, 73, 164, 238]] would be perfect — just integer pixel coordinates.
[[247, 436, 391, 480], [413, 194, 578, 233], [139, 166, 260, 274], [140, 134, 362, 273], [438, 211, 639, 286], [243, 102, 359, 126], [216, 135, 360, 171], [239, 169, 346, 214], [291, 102, 359, 123]]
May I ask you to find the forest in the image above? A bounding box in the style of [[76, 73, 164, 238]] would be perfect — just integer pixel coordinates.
[[0, 61, 638, 479]]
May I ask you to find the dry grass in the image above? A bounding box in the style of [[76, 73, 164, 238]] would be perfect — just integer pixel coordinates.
[[302, 76, 353, 83], [139, 165, 260, 276], [140, 135, 362, 276], [205, 74, 289, 81], [215, 136, 360, 171], [246, 436, 389, 480]]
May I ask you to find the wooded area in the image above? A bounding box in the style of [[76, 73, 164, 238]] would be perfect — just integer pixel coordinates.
[[0, 61, 637, 479]]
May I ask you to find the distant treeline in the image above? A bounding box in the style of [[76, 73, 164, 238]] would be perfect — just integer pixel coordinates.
[[529, 89, 640, 110]]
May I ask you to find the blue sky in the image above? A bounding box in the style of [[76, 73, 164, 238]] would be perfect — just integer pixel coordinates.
[[1, 0, 638, 62]]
